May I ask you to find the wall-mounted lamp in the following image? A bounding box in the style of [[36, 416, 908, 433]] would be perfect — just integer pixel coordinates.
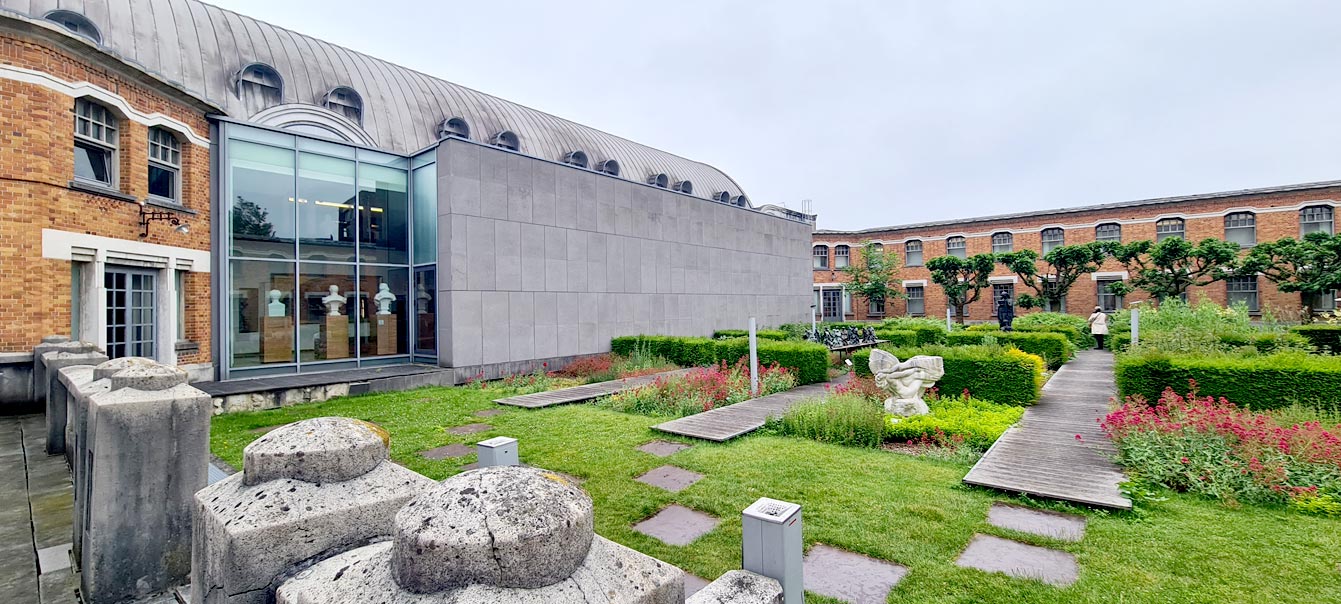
[[138, 201, 189, 238]]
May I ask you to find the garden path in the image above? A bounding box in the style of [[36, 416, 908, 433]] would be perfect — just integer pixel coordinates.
[[962, 350, 1132, 509], [652, 376, 849, 442], [0, 415, 78, 604], [492, 368, 693, 408]]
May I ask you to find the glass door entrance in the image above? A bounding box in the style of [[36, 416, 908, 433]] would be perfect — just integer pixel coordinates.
[[105, 267, 156, 359], [821, 289, 843, 322]]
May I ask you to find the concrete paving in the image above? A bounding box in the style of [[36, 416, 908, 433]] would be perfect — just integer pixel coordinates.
[[636, 440, 691, 457], [634, 465, 704, 493], [802, 544, 909, 604], [0, 415, 78, 604], [631, 505, 719, 546], [955, 534, 1080, 587], [986, 503, 1087, 542]]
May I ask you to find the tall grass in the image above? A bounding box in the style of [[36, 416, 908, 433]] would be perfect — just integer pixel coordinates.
[[769, 394, 887, 448]]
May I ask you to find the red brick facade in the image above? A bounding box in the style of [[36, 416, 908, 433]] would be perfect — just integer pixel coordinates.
[[814, 184, 1340, 322]]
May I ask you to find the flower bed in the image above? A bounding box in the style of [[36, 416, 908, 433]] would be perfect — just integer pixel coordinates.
[[598, 359, 797, 417], [1115, 350, 1341, 412], [552, 351, 678, 383], [1102, 385, 1341, 515]]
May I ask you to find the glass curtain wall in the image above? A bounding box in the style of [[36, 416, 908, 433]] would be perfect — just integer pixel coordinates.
[[222, 123, 436, 378]]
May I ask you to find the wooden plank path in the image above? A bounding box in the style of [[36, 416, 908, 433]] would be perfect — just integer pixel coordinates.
[[493, 368, 694, 408], [652, 378, 846, 442], [962, 350, 1132, 510]]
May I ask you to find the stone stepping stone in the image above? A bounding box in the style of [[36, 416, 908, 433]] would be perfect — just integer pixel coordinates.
[[419, 444, 472, 460], [445, 423, 492, 435], [987, 503, 1086, 542], [684, 574, 710, 597], [635, 465, 704, 493], [473, 409, 504, 418], [637, 440, 691, 457], [802, 544, 909, 604], [632, 505, 719, 546], [955, 534, 1079, 586]]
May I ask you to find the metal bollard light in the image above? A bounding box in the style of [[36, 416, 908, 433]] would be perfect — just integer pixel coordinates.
[[742, 497, 803, 603], [476, 437, 519, 467]]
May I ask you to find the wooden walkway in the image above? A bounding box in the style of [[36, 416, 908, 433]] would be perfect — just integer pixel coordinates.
[[652, 378, 845, 442], [962, 350, 1132, 510], [493, 368, 694, 408]]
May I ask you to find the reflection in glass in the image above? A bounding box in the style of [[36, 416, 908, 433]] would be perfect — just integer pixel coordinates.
[[414, 268, 436, 356], [298, 153, 357, 262], [412, 163, 437, 265], [229, 260, 295, 368], [359, 163, 409, 264], [230, 141, 295, 259], [359, 266, 409, 357], [298, 263, 356, 362]]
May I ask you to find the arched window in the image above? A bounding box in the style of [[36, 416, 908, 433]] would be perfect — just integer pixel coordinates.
[[871, 243, 883, 253], [562, 151, 589, 168], [730, 195, 749, 208], [946, 236, 967, 259], [147, 127, 181, 202], [437, 117, 470, 140], [647, 173, 669, 188], [673, 180, 693, 195], [1301, 205, 1334, 236], [904, 240, 923, 266], [1156, 218, 1185, 242], [1041, 228, 1065, 253], [596, 159, 620, 176], [813, 245, 829, 270], [490, 130, 520, 151], [44, 10, 101, 44], [1095, 223, 1121, 242], [73, 98, 118, 186], [991, 232, 1013, 253], [714, 191, 732, 204], [322, 87, 363, 125], [1224, 212, 1256, 247], [235, 63, 283, 112], [834, 245, 850, 268]]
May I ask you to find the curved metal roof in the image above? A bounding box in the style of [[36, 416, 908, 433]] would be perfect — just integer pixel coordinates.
[[0, 0, 746, 199]]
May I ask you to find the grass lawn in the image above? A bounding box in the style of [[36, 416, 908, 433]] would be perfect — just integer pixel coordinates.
[[210, 385, 1341, 604]]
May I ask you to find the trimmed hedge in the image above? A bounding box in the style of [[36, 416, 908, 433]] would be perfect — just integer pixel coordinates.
[[853, 344, 1044, 406], [712, 329, 789, 341], [1292, 325, 1341, 354], [1016, 324, 1093, 349], [880, 318, 951, 345], [1111, 331, 1310, 354], [611, 335, 829, 385], [1115, 351, 1341, 411], [873, 329, 920, 347], [945, 331, 1073, 370]]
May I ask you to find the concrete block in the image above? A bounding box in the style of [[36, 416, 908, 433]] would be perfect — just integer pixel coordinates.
[[481, 292, 510, 365], [531, 163, 557, 226], [42, 348, 107, 455], [555, 170, 578, 229], [506, 155, 533, 222], [685, 570, 782, 604], [466, 216, 496, 291], [520, 223, 546, 292], [0, 351, 34, 408], [447, 292, 482, 368], [556, 324, 580, 358], [495, 221, 521, 291], [533, 324, 557, 360]]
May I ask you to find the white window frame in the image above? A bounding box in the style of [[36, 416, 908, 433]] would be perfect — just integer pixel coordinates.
[[1224, 212, 1256, 247], [1301, 205, 1334, 236], [1097, 278, 1124, 313], [906, 285, 925, 316], [148, 127, 182, 203], [834, 245, 850, 268], [1096, 223, 1121, 243], [1225, 275, 1259, 312], [991, 232, 1013, 254], [1156, 218, 1185, 242], [946, 236, 967, 259], [74, 97, 118, 187], [1041, 228, 1065, 254], [904, 240, 923, 266], [813, 245, 829, 269]]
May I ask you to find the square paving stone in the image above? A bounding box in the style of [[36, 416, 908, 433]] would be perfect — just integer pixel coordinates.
[[803, 544, 909, 604], [637, 440, 691, 457], [684, 574, 710, 597], [987, 503, 1086, 542], [635, 465, 704, 493], [473, 409, 504, 418], [420, 444, 473, 460], [446, 423, 493, 435], [955, 534, 1079, 586], [632, 505, 720, 546]]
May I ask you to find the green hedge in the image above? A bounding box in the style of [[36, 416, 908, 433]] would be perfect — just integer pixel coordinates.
[[1111, 331, 1310, 354], [873, 329, 920, 347], [944, 331, 1073, 370], [611, 335, 829, 385], [1292, 325, 1341, 354], [852, 344, 1043, 406], [712, 329, 789, 341], [880, 318, 951, 345], [1016, 324, 1093, 349], [1110, 332, 1131, 352], [1013, 312, 1097, 348], [1115, 351, 1341, 411]]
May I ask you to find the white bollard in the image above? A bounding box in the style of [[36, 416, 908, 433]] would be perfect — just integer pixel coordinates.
[[749, 317, 759, 396], [477, 437, 519, 467], [742, 497, 803, 603], [946, 308, 953, 331], [1131, 308, 1140, 348]]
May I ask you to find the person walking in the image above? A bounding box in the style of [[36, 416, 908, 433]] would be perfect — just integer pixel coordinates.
[[1088, 306, 1109, 350]]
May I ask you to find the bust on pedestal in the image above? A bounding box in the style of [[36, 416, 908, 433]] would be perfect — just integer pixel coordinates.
[[320, 285, 349, 360], [261, 289, 293, 363], [374, 283, 398, 356]]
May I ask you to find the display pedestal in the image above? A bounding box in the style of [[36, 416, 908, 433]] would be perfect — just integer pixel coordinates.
[[417, 313, 435, 352], [322, 316, 349, 360], [261, 317, 293, 363], [376, 314, 398, 356]]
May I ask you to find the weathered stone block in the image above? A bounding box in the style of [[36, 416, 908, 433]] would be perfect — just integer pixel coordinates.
[[685, 570, 782, 604], [41, 347, 107, 455]]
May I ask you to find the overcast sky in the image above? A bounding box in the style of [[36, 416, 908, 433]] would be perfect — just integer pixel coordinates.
[[211, 0, 1341, 231]]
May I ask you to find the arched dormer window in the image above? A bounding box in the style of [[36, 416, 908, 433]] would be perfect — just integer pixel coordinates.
[[673, 180, 693, 195], [647, 173, 669, 188], [562, 151, 589, 169], [730, 195, 749, 208], [714, 191, 732, 204], [235, 63, 283, 113], [490, 130, 520, 151], [44, 10, 101, 44], [813, 245, 829, 269], [322, 86, 362, 125], [437, 117, 470, 140], [596, 159, 621, 176]]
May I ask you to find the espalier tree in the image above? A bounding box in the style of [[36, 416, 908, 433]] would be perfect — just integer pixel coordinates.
[[926, 253, 995, 324], [1241, 232, 1341, 317], [839, 241, 903, 311], [996, 241, 1117, 311], [1106, 237, 1241, 302]]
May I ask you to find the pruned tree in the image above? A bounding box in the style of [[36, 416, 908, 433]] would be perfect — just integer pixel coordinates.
[[997, 241, 1117, 311], [1108, 237, 1241, 302], [926, 253, 996, 324], [1240, 232, 1341, 317], [839, 241, 902, 311]]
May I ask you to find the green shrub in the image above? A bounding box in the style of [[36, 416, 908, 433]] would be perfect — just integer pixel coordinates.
[[610, 335, 829, 385], [853, 344, 1044, 405], [712, 329, 789, 341], [1110, 332, 1132, 352], [879, 318, 948, 345], [885, 396, 1025, 450], [1292, 325, 1341, 354], [964, 323, 999, 332], [769, 394, 887, 448], [873, 329, 919, 347], [1014, 312, 1097, 348], [945, 330, 1073, 370], [1115, 350, 1341, 411]]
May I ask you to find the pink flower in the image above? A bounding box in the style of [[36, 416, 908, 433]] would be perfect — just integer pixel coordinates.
[[1075, 434, 1083, 441]]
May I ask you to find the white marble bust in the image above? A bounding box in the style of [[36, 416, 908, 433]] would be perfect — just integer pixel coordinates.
[[321, 285, 346, 316], [266, 289, 286, 317], [415, 282, 431, 315], [374, 283, 397, 315]]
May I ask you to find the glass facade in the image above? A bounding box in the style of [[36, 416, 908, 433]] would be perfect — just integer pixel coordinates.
[[220, 123, 436, 378]]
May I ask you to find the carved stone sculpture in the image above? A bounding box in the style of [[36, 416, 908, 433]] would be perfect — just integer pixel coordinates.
[[868, 349, 944, 416], [374, 283, 397, 315], [266, 289, 286, 317], [321, 285, 346, 316]]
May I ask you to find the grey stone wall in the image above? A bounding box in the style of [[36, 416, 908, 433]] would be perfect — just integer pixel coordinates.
[[435, 139, 813, 376]]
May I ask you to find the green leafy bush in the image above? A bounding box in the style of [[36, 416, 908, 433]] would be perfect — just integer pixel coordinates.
[[769, 393, 887, 448], [945, 330, 1074, 370], [873, 329, 919, 347], [853, 344, 1044, 405], [1013, 312, 1097, 348], [879, 317, 948, 345], [1292, 325, 1341, 354], [712, 329, 789, 341], [964, 323, 1000, 332], [1115, 350, 1341, 411], [885, 396, 1025, 450], [611, 335, 830, 385]]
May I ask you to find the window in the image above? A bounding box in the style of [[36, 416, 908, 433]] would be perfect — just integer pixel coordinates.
[[105, 268, 156, 359], [562, 151, 589, 169], [834, 245, 850, 268], [1097, 278, 1124, 312], [1301, 205, 1334, 236], [906, 286, 925, 316], [596, 159, 621, 176], [1096, 223, 1122, 242], [44, 10, 101, 44], [175, 270, 187, 341], [74, 98, 117, 186], [1306, 290, 1338, 313], [731, 195, 749, 207], [647, 173, 669, 188], [437, 117, 470, 140], [673, 180, 693, 195], [869, 297, 885, 316], [1041, 228, 1065, 254], [1224, 212, 1256, 247], [1156, 218, 1185, 242], [147, 127, 181, 202], [946, 236, 967, 259], [1226, 276, 1259, 312], [991, 232, 1013, 254], [713, 191, 732, 204], [1041, 278, 1064, 313], [813, 245, 829, 269], [236, 63, 283, 111], [991, 283, 1014, 316], [490, 130, 520, 151], [322, 87, 363, 125], [905, 240, 923, 266], [871, 243, 883, 253], [842, 290, 852, 315]]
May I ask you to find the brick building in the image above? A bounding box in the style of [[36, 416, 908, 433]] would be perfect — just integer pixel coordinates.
[[813, 181, 1339, 323]]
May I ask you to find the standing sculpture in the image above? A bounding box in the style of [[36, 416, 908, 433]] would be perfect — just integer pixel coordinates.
[[996, 289, 1015, 332], [374, 283, 397, 315], [868, 349, 944, 416], [321, 285, 347, 316]]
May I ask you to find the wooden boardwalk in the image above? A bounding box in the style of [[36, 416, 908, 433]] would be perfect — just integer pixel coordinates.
[[652, 378, 844, 442], [962, 350, 1131, 510], [493, 369, 693, 408]]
